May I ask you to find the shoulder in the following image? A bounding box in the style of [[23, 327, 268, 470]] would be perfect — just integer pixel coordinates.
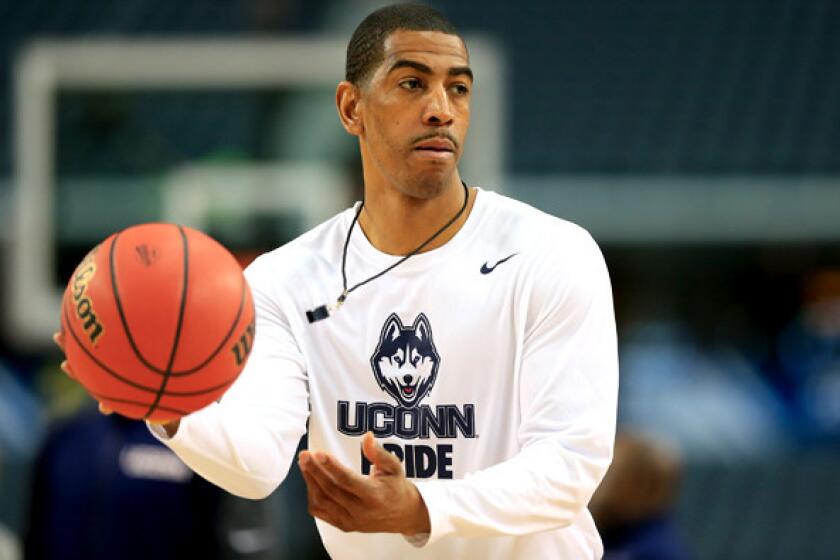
[[480, 189, 603, 267], [479, 190, 610, 320], [243, 207, 354, 294], [478, 192, 615, 338]]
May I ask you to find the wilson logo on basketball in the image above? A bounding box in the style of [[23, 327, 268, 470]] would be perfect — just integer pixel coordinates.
[[231, 321, 255, 367], [71, 248, 105, 345]]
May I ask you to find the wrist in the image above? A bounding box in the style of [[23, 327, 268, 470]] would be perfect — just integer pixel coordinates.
[[403, 483, 431, 535]]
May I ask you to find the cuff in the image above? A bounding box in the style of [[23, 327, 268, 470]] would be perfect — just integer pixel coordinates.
[[405, 479, 457, 548]]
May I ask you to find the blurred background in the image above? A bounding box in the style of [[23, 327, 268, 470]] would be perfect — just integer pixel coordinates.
[[1, 0, 839, 559]]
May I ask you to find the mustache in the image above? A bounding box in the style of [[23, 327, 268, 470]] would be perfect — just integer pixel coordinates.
[[410, 132, 459, 150]]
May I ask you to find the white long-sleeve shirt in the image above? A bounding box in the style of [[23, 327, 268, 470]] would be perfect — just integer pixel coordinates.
[[152, 188, 618, 559]]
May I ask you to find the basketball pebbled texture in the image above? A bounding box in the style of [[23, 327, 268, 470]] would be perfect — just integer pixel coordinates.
[[61, 223, 256, 422]]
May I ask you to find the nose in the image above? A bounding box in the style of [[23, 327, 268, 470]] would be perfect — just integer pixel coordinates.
[[422, 84, 454, 127], [403, 374, 414, 385]]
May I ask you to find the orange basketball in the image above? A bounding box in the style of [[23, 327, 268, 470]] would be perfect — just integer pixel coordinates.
[[60, 223, 256, 423]]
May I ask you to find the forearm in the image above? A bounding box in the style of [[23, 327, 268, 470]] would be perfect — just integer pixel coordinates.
[[415, 431, 613, 541], [151, 399, 307, 499], [153, 260, 312, 499]]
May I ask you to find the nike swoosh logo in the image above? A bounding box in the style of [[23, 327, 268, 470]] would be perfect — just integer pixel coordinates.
[[480, 253, 519, 274]]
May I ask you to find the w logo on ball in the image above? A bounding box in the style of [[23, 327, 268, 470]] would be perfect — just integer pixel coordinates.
[[370, 313, 440, 408]]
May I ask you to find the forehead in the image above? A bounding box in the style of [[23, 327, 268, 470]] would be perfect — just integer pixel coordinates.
[[380, 30, 468, 70]]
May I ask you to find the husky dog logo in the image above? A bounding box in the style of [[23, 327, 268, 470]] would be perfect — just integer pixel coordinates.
[[371, 313, 440, 408]]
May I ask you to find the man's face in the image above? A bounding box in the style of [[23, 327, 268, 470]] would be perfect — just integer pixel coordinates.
[[357, 30, 472, 199]]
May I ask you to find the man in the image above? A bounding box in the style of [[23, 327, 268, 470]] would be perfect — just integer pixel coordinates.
[[58, 4, 618, 558], [590, 432, 693, 559], [24, 409, 228, 560]]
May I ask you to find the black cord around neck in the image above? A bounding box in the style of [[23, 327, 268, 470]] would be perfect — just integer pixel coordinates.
[[306, 181, 470, 323]]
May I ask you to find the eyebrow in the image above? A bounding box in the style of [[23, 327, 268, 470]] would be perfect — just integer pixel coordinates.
[[387, 59, 474, 82]]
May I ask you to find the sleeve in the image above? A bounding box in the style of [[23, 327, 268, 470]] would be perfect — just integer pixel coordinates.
[[148, 259, 310, 500], [411, 230, 618, 546]]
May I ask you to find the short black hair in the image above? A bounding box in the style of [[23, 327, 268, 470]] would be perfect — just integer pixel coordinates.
[[345, 3, 461, 86]]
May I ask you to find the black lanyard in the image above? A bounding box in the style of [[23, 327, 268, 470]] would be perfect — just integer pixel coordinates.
[[306, 181, 470, 323]]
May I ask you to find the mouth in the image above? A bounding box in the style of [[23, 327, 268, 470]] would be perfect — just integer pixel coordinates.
[[402, 385, 415, 397], [412, 138, 456, 160]]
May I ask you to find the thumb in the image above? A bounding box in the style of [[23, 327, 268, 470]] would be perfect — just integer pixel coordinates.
[[361, 432, 401, 475], [53, 331, 65, 352]]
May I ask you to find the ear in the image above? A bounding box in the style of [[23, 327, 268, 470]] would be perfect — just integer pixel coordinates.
[[336, 81, 364, 137], [413, 313, 432, 342], [381, 313, 403, 342]]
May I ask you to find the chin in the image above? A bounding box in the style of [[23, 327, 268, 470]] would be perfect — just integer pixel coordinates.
[[400, 169, 455, 200]]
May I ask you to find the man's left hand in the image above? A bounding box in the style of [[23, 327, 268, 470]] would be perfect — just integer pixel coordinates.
[[298, 432, 431, 535]]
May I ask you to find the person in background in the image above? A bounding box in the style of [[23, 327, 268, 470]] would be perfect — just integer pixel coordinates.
[[777, 269, 840, 442], [589, 432, 693, 560], [24, 405, 282, 560], [0, 448, 22, 560]]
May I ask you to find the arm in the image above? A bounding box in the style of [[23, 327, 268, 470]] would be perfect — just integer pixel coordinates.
[[150, 263, 310, 500], [413, 231, 618, 543]]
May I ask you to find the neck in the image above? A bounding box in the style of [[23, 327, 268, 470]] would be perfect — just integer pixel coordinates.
[[359, 175, 475, 256]]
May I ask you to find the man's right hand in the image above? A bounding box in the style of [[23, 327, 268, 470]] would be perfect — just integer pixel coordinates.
[[53, 331, 181, 437]]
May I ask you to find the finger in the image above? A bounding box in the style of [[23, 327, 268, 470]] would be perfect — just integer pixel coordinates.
[[362, 432, 402, 476], [300, 455, 353, 522], [306, 452, 365, 504], [147, 419, 181, 438], [315, 451, 370, 497], [53, 331, 65, 351], [300, 452, 342, 500], [59, 360, 75, 380], [98, 402, 113, 416], [301, 463, 354, 516], [301, 468, 344, 526]]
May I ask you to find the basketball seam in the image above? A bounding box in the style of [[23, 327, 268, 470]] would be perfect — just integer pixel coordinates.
[[166, 280, 248, 376], [63, 303, 158, 394], [88, 390, 190, 416], [110, 231, 169, 374], [63, 283, 242, 397], [145, 225, 190, 418], [109, 232, 248, 377]]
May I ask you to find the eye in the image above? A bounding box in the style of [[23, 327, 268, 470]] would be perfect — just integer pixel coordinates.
[[392, 348, 405, 366], [399, 78, 423, 90], [451, 83, 470, 96]]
